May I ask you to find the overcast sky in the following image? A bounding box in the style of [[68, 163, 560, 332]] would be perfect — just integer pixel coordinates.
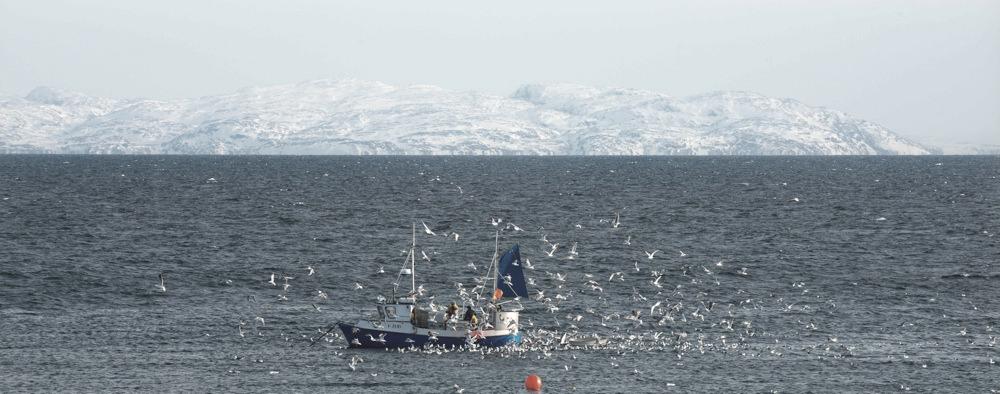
[[2, 0, 998, 146]]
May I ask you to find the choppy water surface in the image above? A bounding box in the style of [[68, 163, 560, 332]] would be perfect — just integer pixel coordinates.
[[0, 155, 998, 393]]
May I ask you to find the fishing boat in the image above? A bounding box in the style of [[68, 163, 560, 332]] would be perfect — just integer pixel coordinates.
[[337, 225, 528, 348]]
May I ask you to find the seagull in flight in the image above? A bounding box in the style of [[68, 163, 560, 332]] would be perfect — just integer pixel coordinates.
[[156, 273, 166, 292], [645, 250, 660, 259], [267, 273, 277, 286], [678, 250, 688, 257], [354, 282, 364, 290], [651, 275, 664, 288], [421, 250, 431, 261], [624, 235, 631, 246], [421, 221, 436, 236], [546, 243, 559, 257], [307, 265, 315, 276]]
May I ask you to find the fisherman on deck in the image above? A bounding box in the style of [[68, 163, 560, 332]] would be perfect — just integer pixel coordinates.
[[446, 302, 459, 321], [463, 306, 477, 325]]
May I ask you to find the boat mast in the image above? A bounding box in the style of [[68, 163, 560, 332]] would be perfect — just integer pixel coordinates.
[[411, 223, 416, 297], [491, 230, 499, 292]]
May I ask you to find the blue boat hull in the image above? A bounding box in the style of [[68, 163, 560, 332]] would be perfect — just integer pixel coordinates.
[[338, 322, 521, 349]]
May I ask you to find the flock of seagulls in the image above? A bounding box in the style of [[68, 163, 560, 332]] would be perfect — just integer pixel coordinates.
[[153, 201, 987, 391]]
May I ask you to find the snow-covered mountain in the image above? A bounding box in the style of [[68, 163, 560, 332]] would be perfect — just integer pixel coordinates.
[[0, 80, 931, 155]]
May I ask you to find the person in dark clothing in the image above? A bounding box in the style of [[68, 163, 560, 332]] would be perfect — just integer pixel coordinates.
[[463, 306, 475, 322]]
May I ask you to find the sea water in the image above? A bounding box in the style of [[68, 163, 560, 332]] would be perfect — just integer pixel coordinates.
[[0, 155, 997, 392]]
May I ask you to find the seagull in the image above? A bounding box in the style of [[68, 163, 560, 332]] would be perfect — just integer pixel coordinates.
[[624, 235, 631, 245], [546, 243, 559, 257], [255, 316, 265, 327], [238, 324, 245, 337], [421, 250, 431, 261], [452, 233, 460, 241], [491, 217, 502, 226], [267, 273, 277, 286], [651, 275, 664, 288], [511, 223, 523, 232], [466, 262, 477, 271], [523, 258, 535, 270], [377, 265, 385, 274], [645, 250, 660, 259], [316, 290, 328, 299], [421, 221, 436, 236], [650, 300, 662, 315], [354, 282, 364, 290], [156, 273, 166, 292], [456, 186, 463, 194], [307, 265, 315, 276], [612, 211, 621, 228], [678, 250, 687, 257], [311, 303, 322, 312], [568, 242, 578, 258]]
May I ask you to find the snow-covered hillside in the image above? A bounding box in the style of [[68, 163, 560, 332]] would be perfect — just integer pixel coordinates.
[[0, 80, 931, 155]]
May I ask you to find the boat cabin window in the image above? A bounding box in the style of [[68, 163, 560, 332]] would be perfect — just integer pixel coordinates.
[[384, 306, 397, 319]]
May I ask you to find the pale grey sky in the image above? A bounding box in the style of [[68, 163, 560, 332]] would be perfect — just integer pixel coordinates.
[[2, 0, 998, 146]]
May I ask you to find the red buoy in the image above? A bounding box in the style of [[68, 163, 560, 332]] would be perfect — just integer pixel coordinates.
[[525, 374, 542, 392]]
